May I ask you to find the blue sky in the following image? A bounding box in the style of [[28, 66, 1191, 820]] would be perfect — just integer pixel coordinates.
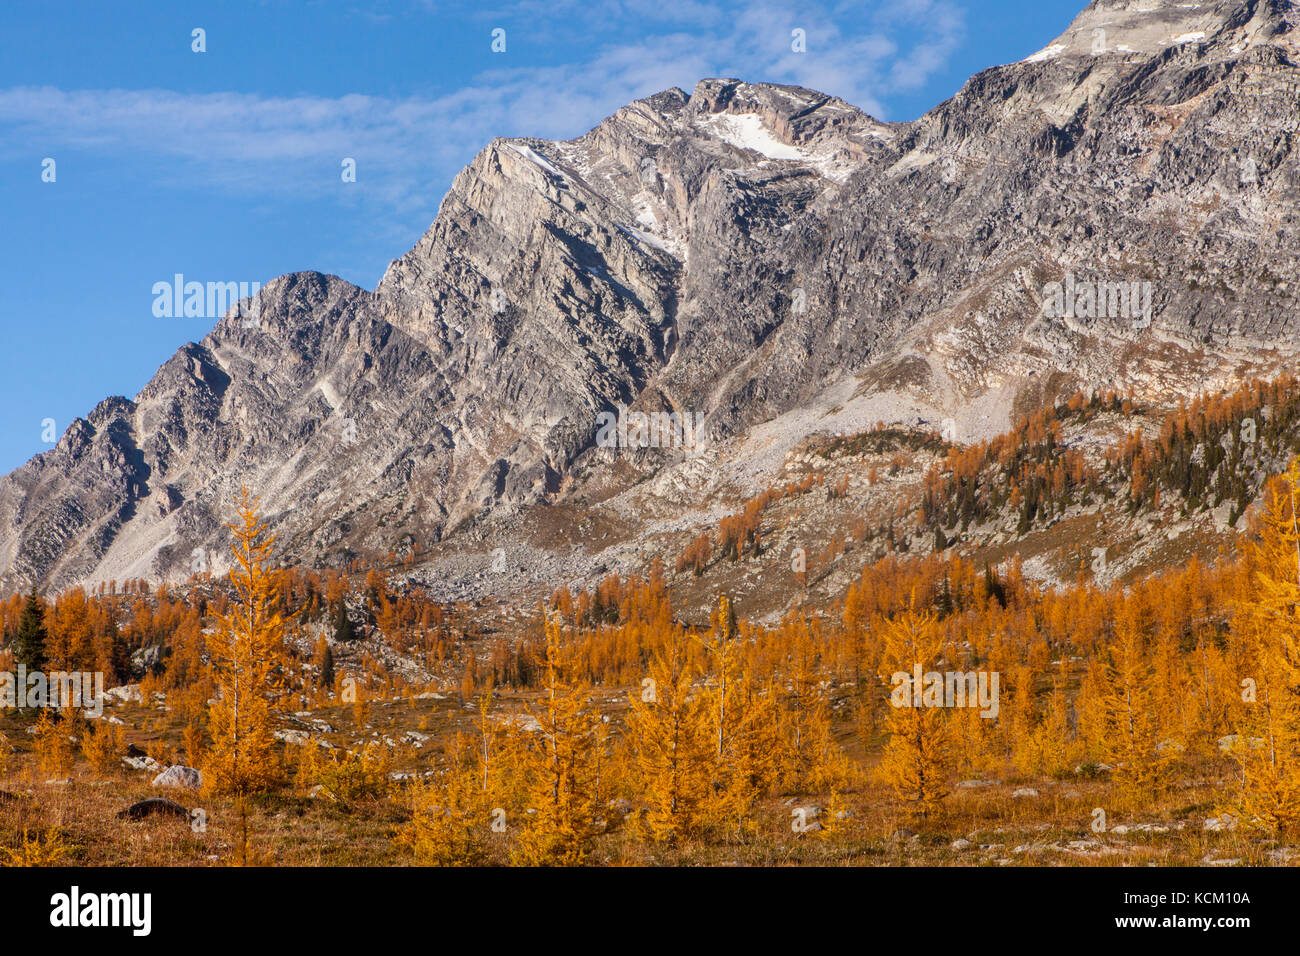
[[0, 0, 1085, 473]]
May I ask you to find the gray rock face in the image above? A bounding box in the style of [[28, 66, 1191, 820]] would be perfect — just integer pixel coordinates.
[[4, 0, 1300, 593]]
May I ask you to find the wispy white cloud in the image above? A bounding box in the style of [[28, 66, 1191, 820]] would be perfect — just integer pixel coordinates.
[[0, 0, 965, 224], [871, 0, 966, 91]]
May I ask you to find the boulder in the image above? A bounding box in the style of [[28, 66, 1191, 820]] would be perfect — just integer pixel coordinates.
[[118, 798, 190, 822], [503, 714, 542, 733], [131, 646, 163, 674], [104, 684, 144, 705], [152, 765, 202, 790]]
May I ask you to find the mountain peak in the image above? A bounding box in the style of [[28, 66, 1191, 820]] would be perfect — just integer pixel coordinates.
[[1025, 0, 1296, 63], [7, 5, 1300, 596]]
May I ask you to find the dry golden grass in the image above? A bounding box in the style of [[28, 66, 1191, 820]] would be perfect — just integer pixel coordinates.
[[0, 690, 1289, 867]]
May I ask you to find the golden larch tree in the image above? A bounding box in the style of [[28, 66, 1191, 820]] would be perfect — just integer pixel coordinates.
[[699, 597, 778, 830], [511, 618, 602, 866], [398, 732, 492, 866], [625, 623, 712, 843], [876, 605, 954, 817], [202, 488, 288, 800], [1096, 602, 1171, 808], [1228, 460, 1300, 832]]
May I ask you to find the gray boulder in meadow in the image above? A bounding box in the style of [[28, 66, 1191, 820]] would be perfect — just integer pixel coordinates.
[[152, 765, 202, 790]]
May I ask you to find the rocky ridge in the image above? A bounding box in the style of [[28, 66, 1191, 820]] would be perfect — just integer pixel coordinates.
[[3, 0, 1299, 598]]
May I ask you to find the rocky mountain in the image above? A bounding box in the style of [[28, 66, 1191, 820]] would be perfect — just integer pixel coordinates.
[[4, 0, 1300, 597]]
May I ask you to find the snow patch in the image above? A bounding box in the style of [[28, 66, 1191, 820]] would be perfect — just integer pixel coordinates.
[[506, 143, 564, 179], [705, 113, 806, 160], [1171, 31, 1206, 43], [1023, 44, 1066, 64]]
